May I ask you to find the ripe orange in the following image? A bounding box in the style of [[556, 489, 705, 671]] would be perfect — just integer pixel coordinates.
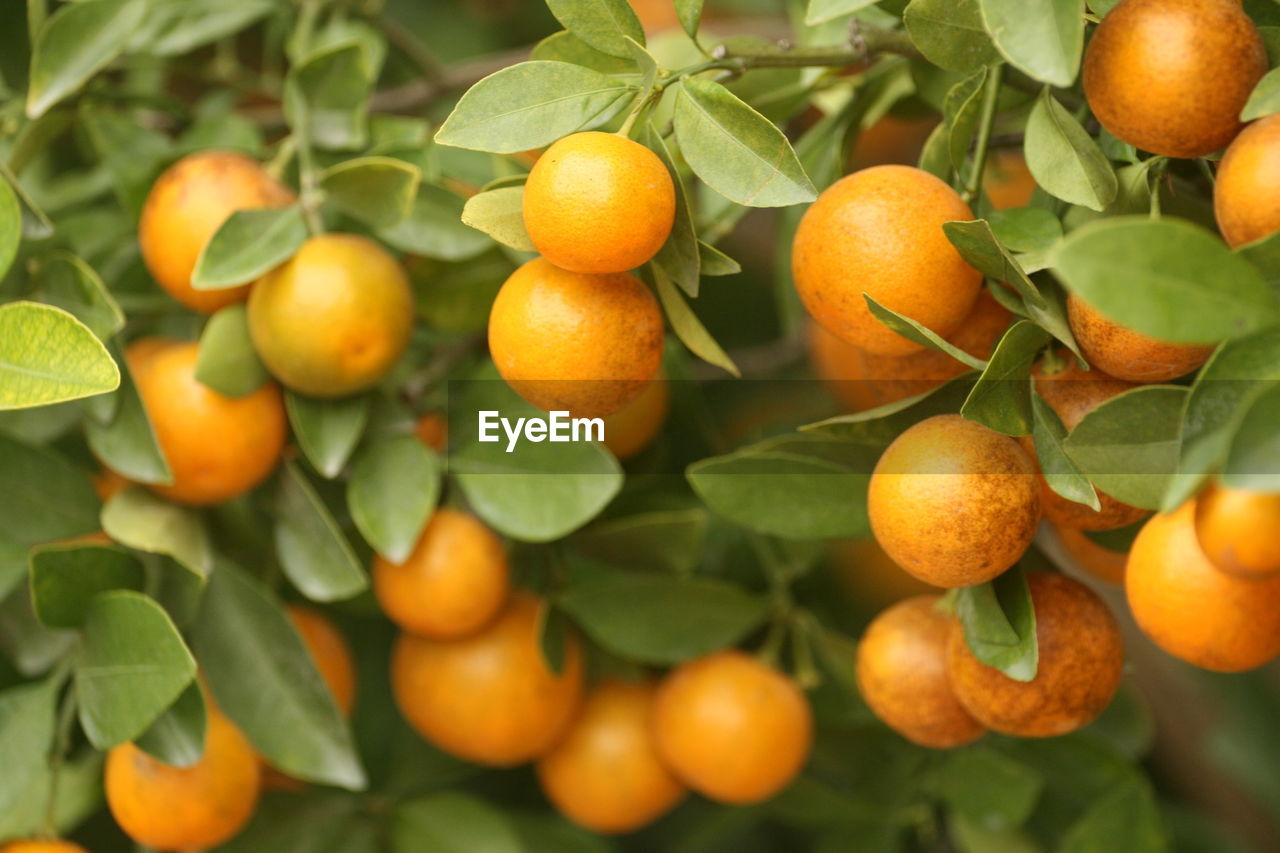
[[867, 414, 1040, 588], [948, 573, 1124, 737], [850, 116, 938, 170], [523, 132, 675, 274], [856, 595, 985, 749], [809, 289, 1011, 411], [139, 150, 295, 313], [828, 537, 937, 609], [536, 680, 686, 834], [1214, 113, 1280, 248], [488, 258, 664, 418], [792, 165, 982, 356], [373, 508, 510, 639], [1026, 358, 1147, 530], [629, 0, 680, 32], [105, 709, 261, 850], [652, 650, 812, 805], [414, 411, 448, 452], [287, 605, 356, 716], [1127, 501, 1280, 671], [390, 591, 583, 765], [0, 843, 89, 853], [1053, 524, 1128, 585], [1194, 484, 1280, 577], [601, 376, 669, 460], [983, 151, 1037, 210], [118, 339, 286, 506], [1066, 294, 1212, 383], [247, 234, 414, 398], [1082, 0, 1267, 158]]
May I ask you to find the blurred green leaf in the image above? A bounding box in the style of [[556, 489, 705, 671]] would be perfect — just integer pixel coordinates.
[[285, 43, 372, 150], [275, 461, 367, 602], [134, 678, 206, 768], [392, 792, 523, 853], [196, 304, 271, 397], [286, 391, 370, 479], [1222, 380, 1280, 491], [26, 0, 147, 118], [955, 567, 1037, 681], [940, 746, 1044, 829], [1024, 90, 1116, 211], [1060, 777, 1167, 853], [0, 178, 20, 280], [35, 251, 124, 341], [135, 0, 276, 56], [380, 185, 493, 261], [101, 486, 212, 578], [0, 434, 100, 545], [0, 677, 58, 819], [191, 206, 307, 290], [347, 436, 441, 565], [461, 186, 536, 252], [29, 542, 145, 628], [84, 341, 171, 486], [545, 0, 644, 58], [807, 0, 881, 25], [568, 507, 710, 575], [0, 302, 120, 410], [1242, 66, 1280, 121], [320, 156, 421, 229]]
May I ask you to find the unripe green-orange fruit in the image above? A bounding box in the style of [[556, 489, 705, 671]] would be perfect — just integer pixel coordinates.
[[792, 165, 983, 356], [947, 573, 1124, 737], [856, 595, 985, 748], [868, 414, 1041, 588], [1215, 113, 1280, 248], [1194, 484, 1280, 577], [1127, 500, 1280, 671], [1082, 0, 1267, 159], [1066, 294, 1212, 384], [523, 132, 675, 274]]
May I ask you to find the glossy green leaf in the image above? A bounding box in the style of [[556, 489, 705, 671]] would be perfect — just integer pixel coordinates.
[[1024, 90, 1116, 211], [904, 0, 1001, 74], [545, 0, 644, 58], [275, 461, 367, 602], [0, 302, 120, 410], [286, 391, 371, 478], [27, 0, 148, 118], [460, 186, 536, 252], [955, 567, 1037, 681], [961, 321, 1050, 436], [320, 156, 421, 228], [347, 436, 441, 564], [191, 206, 307, 290], [101, 487, 212, 578], [134, 679, 207, 768], [979, 0, 1085, 87], [29, 542, 146, 628], [196, 304, 270, 397]]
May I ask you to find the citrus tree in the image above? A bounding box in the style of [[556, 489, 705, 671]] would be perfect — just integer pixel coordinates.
[[1, 0, 1279, 851]]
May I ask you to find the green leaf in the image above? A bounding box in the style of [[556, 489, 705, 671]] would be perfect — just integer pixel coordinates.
[[1030, 392, 1101, 510], [803, 373, 978, 440], [569, 507, 709, 575], [645, 124, 701, 297], [979, 0, 1085, 87], [284, 43, 372, 150], [275, 461, 367, 602], [0, 678, 58, 819], [26, 0, 148, 118], [0, 178, 22, 281], [677, 0, 706, 37], [101, 486, 212, 578], [807, 0, 881, 26], [864, 294, 988, 370], [1060, 778, 1167, 853], [460, 186, 536, 252], [134, 0, 276, 57], [904, 0, 1001, 74], [955, 567, 1038, 681], [191, 206, 307, 290], [1063, 386, 1188, 510], [946, 70, 988, 171], [319, 156, 420, 229], [530, 30, 634, 74], [0, 302, 120, 410], [1222, 381, 1280, 491], [557, 570, 769, 665], [286, 391, 370, 479], [961, 321, 1051, 435], [699, 241, 741, 275], [1052, 217, 1280, 343], [988, 208, 1062, 253], [673, 77, 817, 208], [75, 590, 197, 748], [193, 562, 365, 789], [35, 251, 124, 341], [939, 746, 1044, 829], [654, 266, 740, 376], [29, 542, 145, 628], [436, 61, 633, 154], [84, 341, 171, 486], [379, 185, 493, 261], [196, 304, 270, 397], [545, 0, 644, 58], [950, 816, 1040, 853], [0, 434, 100, 546], [1024, 90, 1117, 211], [1242, 66, 1280, 121], [943, 220, 1043, 307], [134, 679, 207, 768], [1238, 228, 1280, 291], [392, 792, 522, 853], [347, 436, 441, 564]]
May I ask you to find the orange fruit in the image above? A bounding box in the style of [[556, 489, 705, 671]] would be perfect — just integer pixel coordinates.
[[91, 467, 129, 502], [287, 605, 356, 716], [1127, 500, 1280, 671], [390, 591, 583, 765], [523, 132, 675, 274], [629, 0, 680, 32], [602, 377, 669, 460], [1025, 358, 1148, 530], [850, 115, 938, 170], [118, 339, 286, 506], [867, 414, 1040, 588], [488, 258, 665, 418], [1082, 0, 1267, 158], [1054, 524, 1128, 585], [414, 412, 448, 452], [809, 289, 1012, 411], [1214, 113, 1280, 248], [856, 595, 985, 748], [1066, 294, 1212, 383], [0, 843, 89, 853], [983, 150, 1037, 210], [536, 679, 686, 834], [105, 709, 261, 850], [948, 572, 1124, 737], [247, 233, 414, 398], [792, 164, 982, 356], [373, 508, 510, 639], [652, 650, 812, 805], [138, 150, 295, 313], [828, 537, 937, 609], [1194, 484, 1280, 577]]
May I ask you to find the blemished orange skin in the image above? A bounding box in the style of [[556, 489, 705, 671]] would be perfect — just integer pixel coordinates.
[[868, 415, 1041, 588], [1127, 501, 1280, 671], [856, 596, 985, 749], [983, 151, 1037, 211], [105, 710, 261, 850], [0, 843, 89, 853], [792, 165, 983, 356], [488, 258, 665, 418], [1025, 359, 1148, 531], [809, 289, 1012, 411], [121, 339, 286, 506], [536, 680, 686, 834], [1082, 0, 1267, 159], [287, 605, 356, 715], [1215, 113, 1280, 248], [948, 573, 1124, 737], [602, 377, 669, 460], [1066, 294, 1213, 384], [523, 132, 675, 274], [1195, 485, 1280, 576], [414, 412, 448, 452], [373, 508, 510, 639], [391, 591, 583, 765], [247, 234, 414, 398], [139, 150, 295, 313], [1054, 524, 1128, 585], [829, 537, 937, 608], [652, 650, 812, 805]]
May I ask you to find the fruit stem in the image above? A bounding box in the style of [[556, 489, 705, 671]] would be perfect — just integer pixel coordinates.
[[962, 64, 1004, 205]]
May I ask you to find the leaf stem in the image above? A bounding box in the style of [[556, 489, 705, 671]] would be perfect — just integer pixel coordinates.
[[963, 64, 1004, 204]]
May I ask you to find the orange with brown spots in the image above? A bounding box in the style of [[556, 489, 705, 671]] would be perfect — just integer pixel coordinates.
[[1066, 294, 1212, 384], [1215, 113, 1280, 248]]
